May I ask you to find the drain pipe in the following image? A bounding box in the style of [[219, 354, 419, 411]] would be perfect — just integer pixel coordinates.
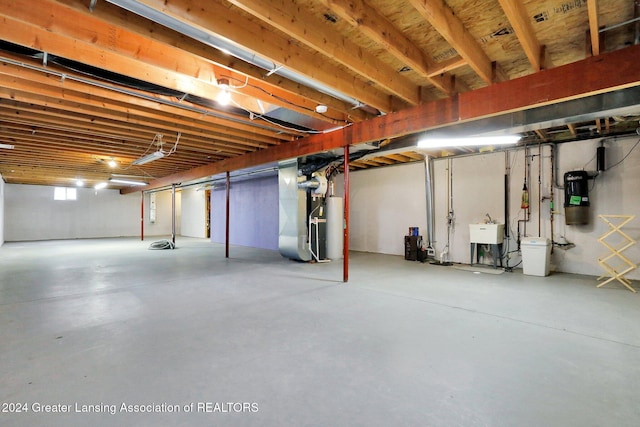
[[424, 156, 436, 257]]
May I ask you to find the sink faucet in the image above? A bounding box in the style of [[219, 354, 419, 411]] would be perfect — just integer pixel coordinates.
[[485, 213, 493, 223]]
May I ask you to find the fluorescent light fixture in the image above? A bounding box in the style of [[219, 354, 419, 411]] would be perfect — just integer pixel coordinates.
[[0, 143, 15, 149], [109, 178, 147, 186], [132, 150, 165, 165], [417, 135, 521, 148], [94, 182, 108, 190]]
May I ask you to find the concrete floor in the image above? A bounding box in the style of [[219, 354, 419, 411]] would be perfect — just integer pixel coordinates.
[[0, 237, 639, 427]]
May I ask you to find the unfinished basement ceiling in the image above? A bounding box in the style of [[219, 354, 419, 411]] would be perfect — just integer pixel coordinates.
[[0, 0, 638, 190]]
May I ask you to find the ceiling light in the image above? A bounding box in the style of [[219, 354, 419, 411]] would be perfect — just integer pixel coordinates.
[[132, 150, 165, 165], [217, 91, 231, 106], [109, 178, 147, 186], [315, 104, 328, 114], [76, 180, 84, 187], [217, 78, 231, 106], [108, 159, 118, 168], [0, 143, 15, 149], [94, 182, 108, 190], [417, 135, 521, 148]]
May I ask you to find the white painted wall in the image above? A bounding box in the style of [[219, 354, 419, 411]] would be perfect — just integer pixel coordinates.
[[180, 188, 206, 238], [337, 135, 640, 280], [5, 184, 143, 241], [553, 136, 640, 279], [0, 175, 5, 246], [142, 190, 178, 238], [335, 162, 428, 255], [3, 184, 205, 242]]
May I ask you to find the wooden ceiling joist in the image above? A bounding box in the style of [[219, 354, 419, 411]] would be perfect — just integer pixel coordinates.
[[226, 0, 423, 105], [587, 0, 600, 56], [407, 0, 494, 85], [112, 0, 394, 112], [0, 0, 360, 123], [497, 0, 542, 71], [124, 43, 640, 194], [316, 0, 454, 95]]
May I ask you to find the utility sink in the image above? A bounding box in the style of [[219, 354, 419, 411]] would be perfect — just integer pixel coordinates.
[[469, 223, 505, 244]]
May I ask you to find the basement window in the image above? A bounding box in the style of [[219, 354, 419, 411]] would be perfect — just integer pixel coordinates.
[[54, 187, 77, 201]]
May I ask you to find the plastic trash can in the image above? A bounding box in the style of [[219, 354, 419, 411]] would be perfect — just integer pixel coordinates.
[[521, 237, 551, 276]]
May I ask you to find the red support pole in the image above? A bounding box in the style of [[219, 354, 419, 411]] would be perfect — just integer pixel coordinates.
[[171, 184, 176, 246], [140, 190, 144, 241], [225, 171, 230, 258], [343, 146, 350, 283]]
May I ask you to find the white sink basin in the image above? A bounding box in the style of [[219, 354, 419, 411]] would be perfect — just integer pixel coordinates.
[[469, 224, 504, 244]]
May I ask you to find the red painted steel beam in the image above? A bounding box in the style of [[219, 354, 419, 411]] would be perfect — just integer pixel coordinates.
[[122, 44, 640, 195]]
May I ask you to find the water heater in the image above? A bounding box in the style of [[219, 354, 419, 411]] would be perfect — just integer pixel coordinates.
[[564, 170, 590, 225]]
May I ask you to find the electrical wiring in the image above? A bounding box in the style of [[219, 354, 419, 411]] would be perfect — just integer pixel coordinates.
[[133, 132, 181, 159], [221, 74, 353, 126]]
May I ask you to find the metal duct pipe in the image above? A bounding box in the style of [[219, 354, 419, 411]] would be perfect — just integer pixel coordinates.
[[105, 0, 363, 108], [278, 159, 312, 261], [424, 156, 435, 254]]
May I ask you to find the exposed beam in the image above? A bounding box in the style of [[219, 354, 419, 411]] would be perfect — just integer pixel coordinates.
[[0, 0, 360, 123], [122, 44, 640, 194], [0, 59, 294, 144], [460, 44, 640, 120], [57, 0, 369, 122], [0, 0, 228, 106], [0, 88, 269, 154], [226, 0, 422, 105], [408, 0, 494, 84], [587, 0, 600, 56], [317, 0, 454, 95], [534, 129, 549, 141], [497, 0, 542, 71], [428, 56, 467, 78], [117, 0, 394, 112]]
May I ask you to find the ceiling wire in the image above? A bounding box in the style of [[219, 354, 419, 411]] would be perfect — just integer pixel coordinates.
[[221, 74, 352, 125]]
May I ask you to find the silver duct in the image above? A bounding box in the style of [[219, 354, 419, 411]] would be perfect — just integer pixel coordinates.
[[105, 0, 363, 108], [278, 159, 312, 261]]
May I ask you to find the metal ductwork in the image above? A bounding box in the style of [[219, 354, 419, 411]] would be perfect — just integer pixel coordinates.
[[105, 0, 365, 110], [278, 159, 312, 261]]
